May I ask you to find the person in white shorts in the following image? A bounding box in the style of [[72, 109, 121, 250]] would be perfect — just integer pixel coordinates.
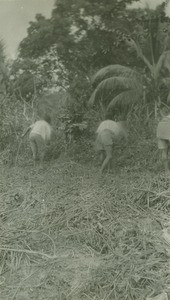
[[157, 114, 170, 174], [22, 115, 52, 167], [95, 119, 128, 173]]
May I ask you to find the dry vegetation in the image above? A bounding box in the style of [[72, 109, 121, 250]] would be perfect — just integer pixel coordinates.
[[0, 135, 170, 300]]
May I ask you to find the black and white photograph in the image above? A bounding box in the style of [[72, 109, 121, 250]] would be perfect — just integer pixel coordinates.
[[1, 0, 170, 299]]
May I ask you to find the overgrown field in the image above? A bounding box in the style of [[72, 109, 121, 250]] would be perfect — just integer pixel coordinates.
[[0, 137, 170, 300]]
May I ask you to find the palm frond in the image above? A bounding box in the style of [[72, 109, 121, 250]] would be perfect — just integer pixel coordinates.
[[107, 89, 142, 111], [95, 75, 142, 93], [163, 50, 170, 72], [125, 38, 153, 73], [154, 53, 165, 80], [92, 64, 142, 87], [89, 76, 143, 108], [88, 88, 98, 107], [153, 50, 170, 80]]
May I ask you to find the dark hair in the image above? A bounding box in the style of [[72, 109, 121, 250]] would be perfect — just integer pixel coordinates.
[[43, 114, 51, 124], [105, 111, 113, 120]]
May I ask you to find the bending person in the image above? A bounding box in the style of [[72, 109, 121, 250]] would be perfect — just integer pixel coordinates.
[[22, 115, 52, 167], [95, 118, 128, 173]]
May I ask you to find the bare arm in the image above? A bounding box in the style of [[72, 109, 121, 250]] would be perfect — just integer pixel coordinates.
[[46, 128, 55, 146], [49, 128, 56, 141]]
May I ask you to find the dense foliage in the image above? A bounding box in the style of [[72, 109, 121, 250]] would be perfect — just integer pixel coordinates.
[[17, 1, 170, 119], [1, 0, 170, 150], [1, 4, 170, 300], [89, 3, 170, 117]]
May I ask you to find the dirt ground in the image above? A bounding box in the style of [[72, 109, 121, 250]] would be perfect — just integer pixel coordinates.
[[0, 145, 170, 300]]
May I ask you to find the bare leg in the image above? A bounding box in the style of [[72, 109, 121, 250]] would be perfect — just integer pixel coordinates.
[[100, 146, 112, 173], [108, 156, 113, 171], [30, 139, 37, 167], [37, 138, 46, 168], [162, 148, 169, 174], [99, 151, 105, 164], [39, 150, 45, 168]]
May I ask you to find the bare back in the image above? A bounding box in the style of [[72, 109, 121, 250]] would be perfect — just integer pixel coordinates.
[[29, 120, 52, 143], [96, 120, 128, 139]]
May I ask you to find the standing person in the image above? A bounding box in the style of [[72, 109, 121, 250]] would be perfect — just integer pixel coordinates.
[[95, 118, 128, 173], [157, 109, 170, 174], [22, 115, 52, 167]]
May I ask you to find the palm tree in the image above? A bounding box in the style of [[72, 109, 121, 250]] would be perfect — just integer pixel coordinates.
[[89, 64, 144, 118], [89, 41, 170, 119], [126, 38, 170, 112], [89, 7, 170, 119]]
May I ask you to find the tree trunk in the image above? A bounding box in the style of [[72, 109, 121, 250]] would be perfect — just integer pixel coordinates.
[[99, 101, 106, 120]]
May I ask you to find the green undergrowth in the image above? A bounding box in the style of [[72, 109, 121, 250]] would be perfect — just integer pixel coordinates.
[[0, 136, 170, 300]]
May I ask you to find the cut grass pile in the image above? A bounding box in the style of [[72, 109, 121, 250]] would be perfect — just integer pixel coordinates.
[[0, 143, 170, 299]]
